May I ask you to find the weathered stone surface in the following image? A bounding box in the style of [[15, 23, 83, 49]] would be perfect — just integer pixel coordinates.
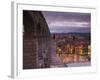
[[23, 10, 51, 69]]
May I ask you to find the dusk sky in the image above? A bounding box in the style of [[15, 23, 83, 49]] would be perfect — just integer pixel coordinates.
[[42, 11, 91, 33]]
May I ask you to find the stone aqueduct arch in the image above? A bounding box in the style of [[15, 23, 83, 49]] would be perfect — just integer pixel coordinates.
[[23, 10, 51, 69]]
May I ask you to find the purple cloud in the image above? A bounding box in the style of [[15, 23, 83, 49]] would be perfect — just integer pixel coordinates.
[[42, 11, 91, 33]]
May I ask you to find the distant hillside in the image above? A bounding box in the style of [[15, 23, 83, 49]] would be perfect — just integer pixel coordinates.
[[51, 32, 91, 41], [51, 32, 90, 36]]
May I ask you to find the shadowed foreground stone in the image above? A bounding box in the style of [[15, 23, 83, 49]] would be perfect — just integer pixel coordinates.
[[23, 10, 51, 69]]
